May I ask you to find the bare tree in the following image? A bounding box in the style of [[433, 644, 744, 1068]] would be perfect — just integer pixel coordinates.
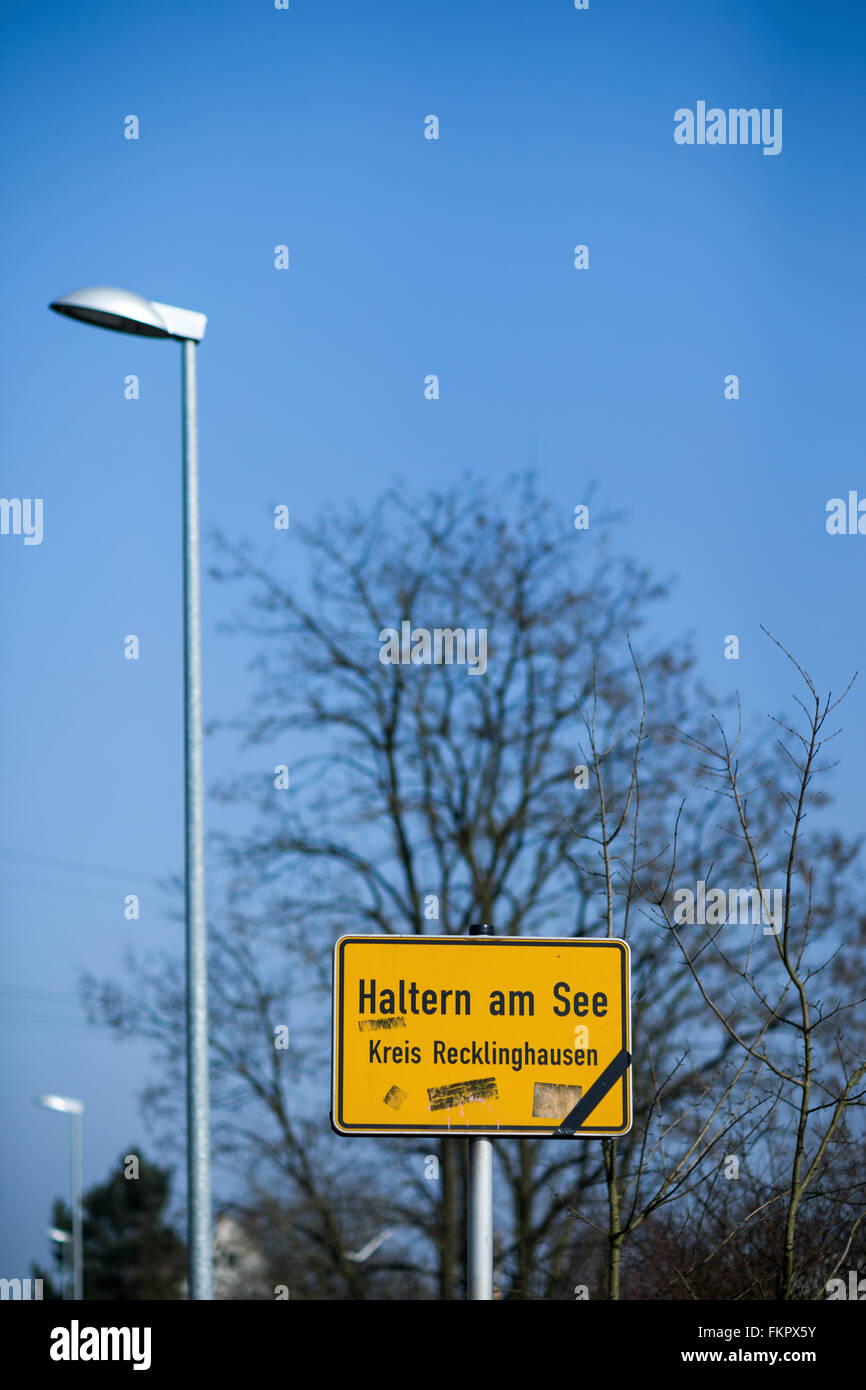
[[644, 635, 866, 1299], [202, 474, 733, 1299], [553, 644, 779, 1299], [83, 479, 865, 1301]]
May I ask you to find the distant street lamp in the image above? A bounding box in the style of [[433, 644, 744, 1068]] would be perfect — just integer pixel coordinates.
[[48, 286, 213, 1300], [37, 1094, 83, 1300], [345, 1228, 397, 1263], [48, 1226, 72, 1299]]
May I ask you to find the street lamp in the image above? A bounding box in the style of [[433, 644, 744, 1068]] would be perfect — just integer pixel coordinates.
[[48, 286, 213, 1301], [37, 1095, 83, 1300], [345, 1228, 397, 1263], [48, 1227, 72, 1300]]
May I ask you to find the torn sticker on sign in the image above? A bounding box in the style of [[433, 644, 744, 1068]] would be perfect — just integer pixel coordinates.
[[383, 1085, 407, 1110], [532, 1081, 582, 1120], [359, 1016, 407, 1033], [427, 1077, 499, 1111]]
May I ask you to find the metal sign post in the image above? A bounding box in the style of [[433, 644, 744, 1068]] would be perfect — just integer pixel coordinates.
[[468, 1134, 493, 1300], [467, 922, 494, 1301]]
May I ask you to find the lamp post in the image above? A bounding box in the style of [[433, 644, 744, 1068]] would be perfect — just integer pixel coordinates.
[[37, 1095, 83, 1300], [48, 1227, 72, 1299], [48, 287, 213, 1300]]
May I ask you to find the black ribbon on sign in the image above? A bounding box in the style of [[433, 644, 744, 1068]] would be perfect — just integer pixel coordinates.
[[553, 1047, 632, 1136]]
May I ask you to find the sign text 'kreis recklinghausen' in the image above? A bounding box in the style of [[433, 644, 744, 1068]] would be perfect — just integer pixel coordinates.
[[332, 937, 631, 1137]]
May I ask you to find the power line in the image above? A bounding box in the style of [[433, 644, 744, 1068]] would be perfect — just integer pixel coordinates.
[[0, 986, 79, 1004], [0, 876, 127, 905], [0, 848, 170, 886], [0, 1011, 89, 1030]]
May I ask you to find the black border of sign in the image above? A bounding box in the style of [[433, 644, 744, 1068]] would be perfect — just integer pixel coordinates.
[[330, 936, 631, 1137]]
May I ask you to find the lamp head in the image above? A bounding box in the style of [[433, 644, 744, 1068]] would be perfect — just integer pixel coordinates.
[[37, 1094, 84, 1116], [49, 287, 206, 342]]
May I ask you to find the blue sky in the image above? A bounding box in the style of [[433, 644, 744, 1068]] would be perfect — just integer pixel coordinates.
[[2, 0, 865, 1281]]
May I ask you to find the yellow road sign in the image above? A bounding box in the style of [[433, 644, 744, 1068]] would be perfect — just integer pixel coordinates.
[[331, 936, 631, 1137]]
